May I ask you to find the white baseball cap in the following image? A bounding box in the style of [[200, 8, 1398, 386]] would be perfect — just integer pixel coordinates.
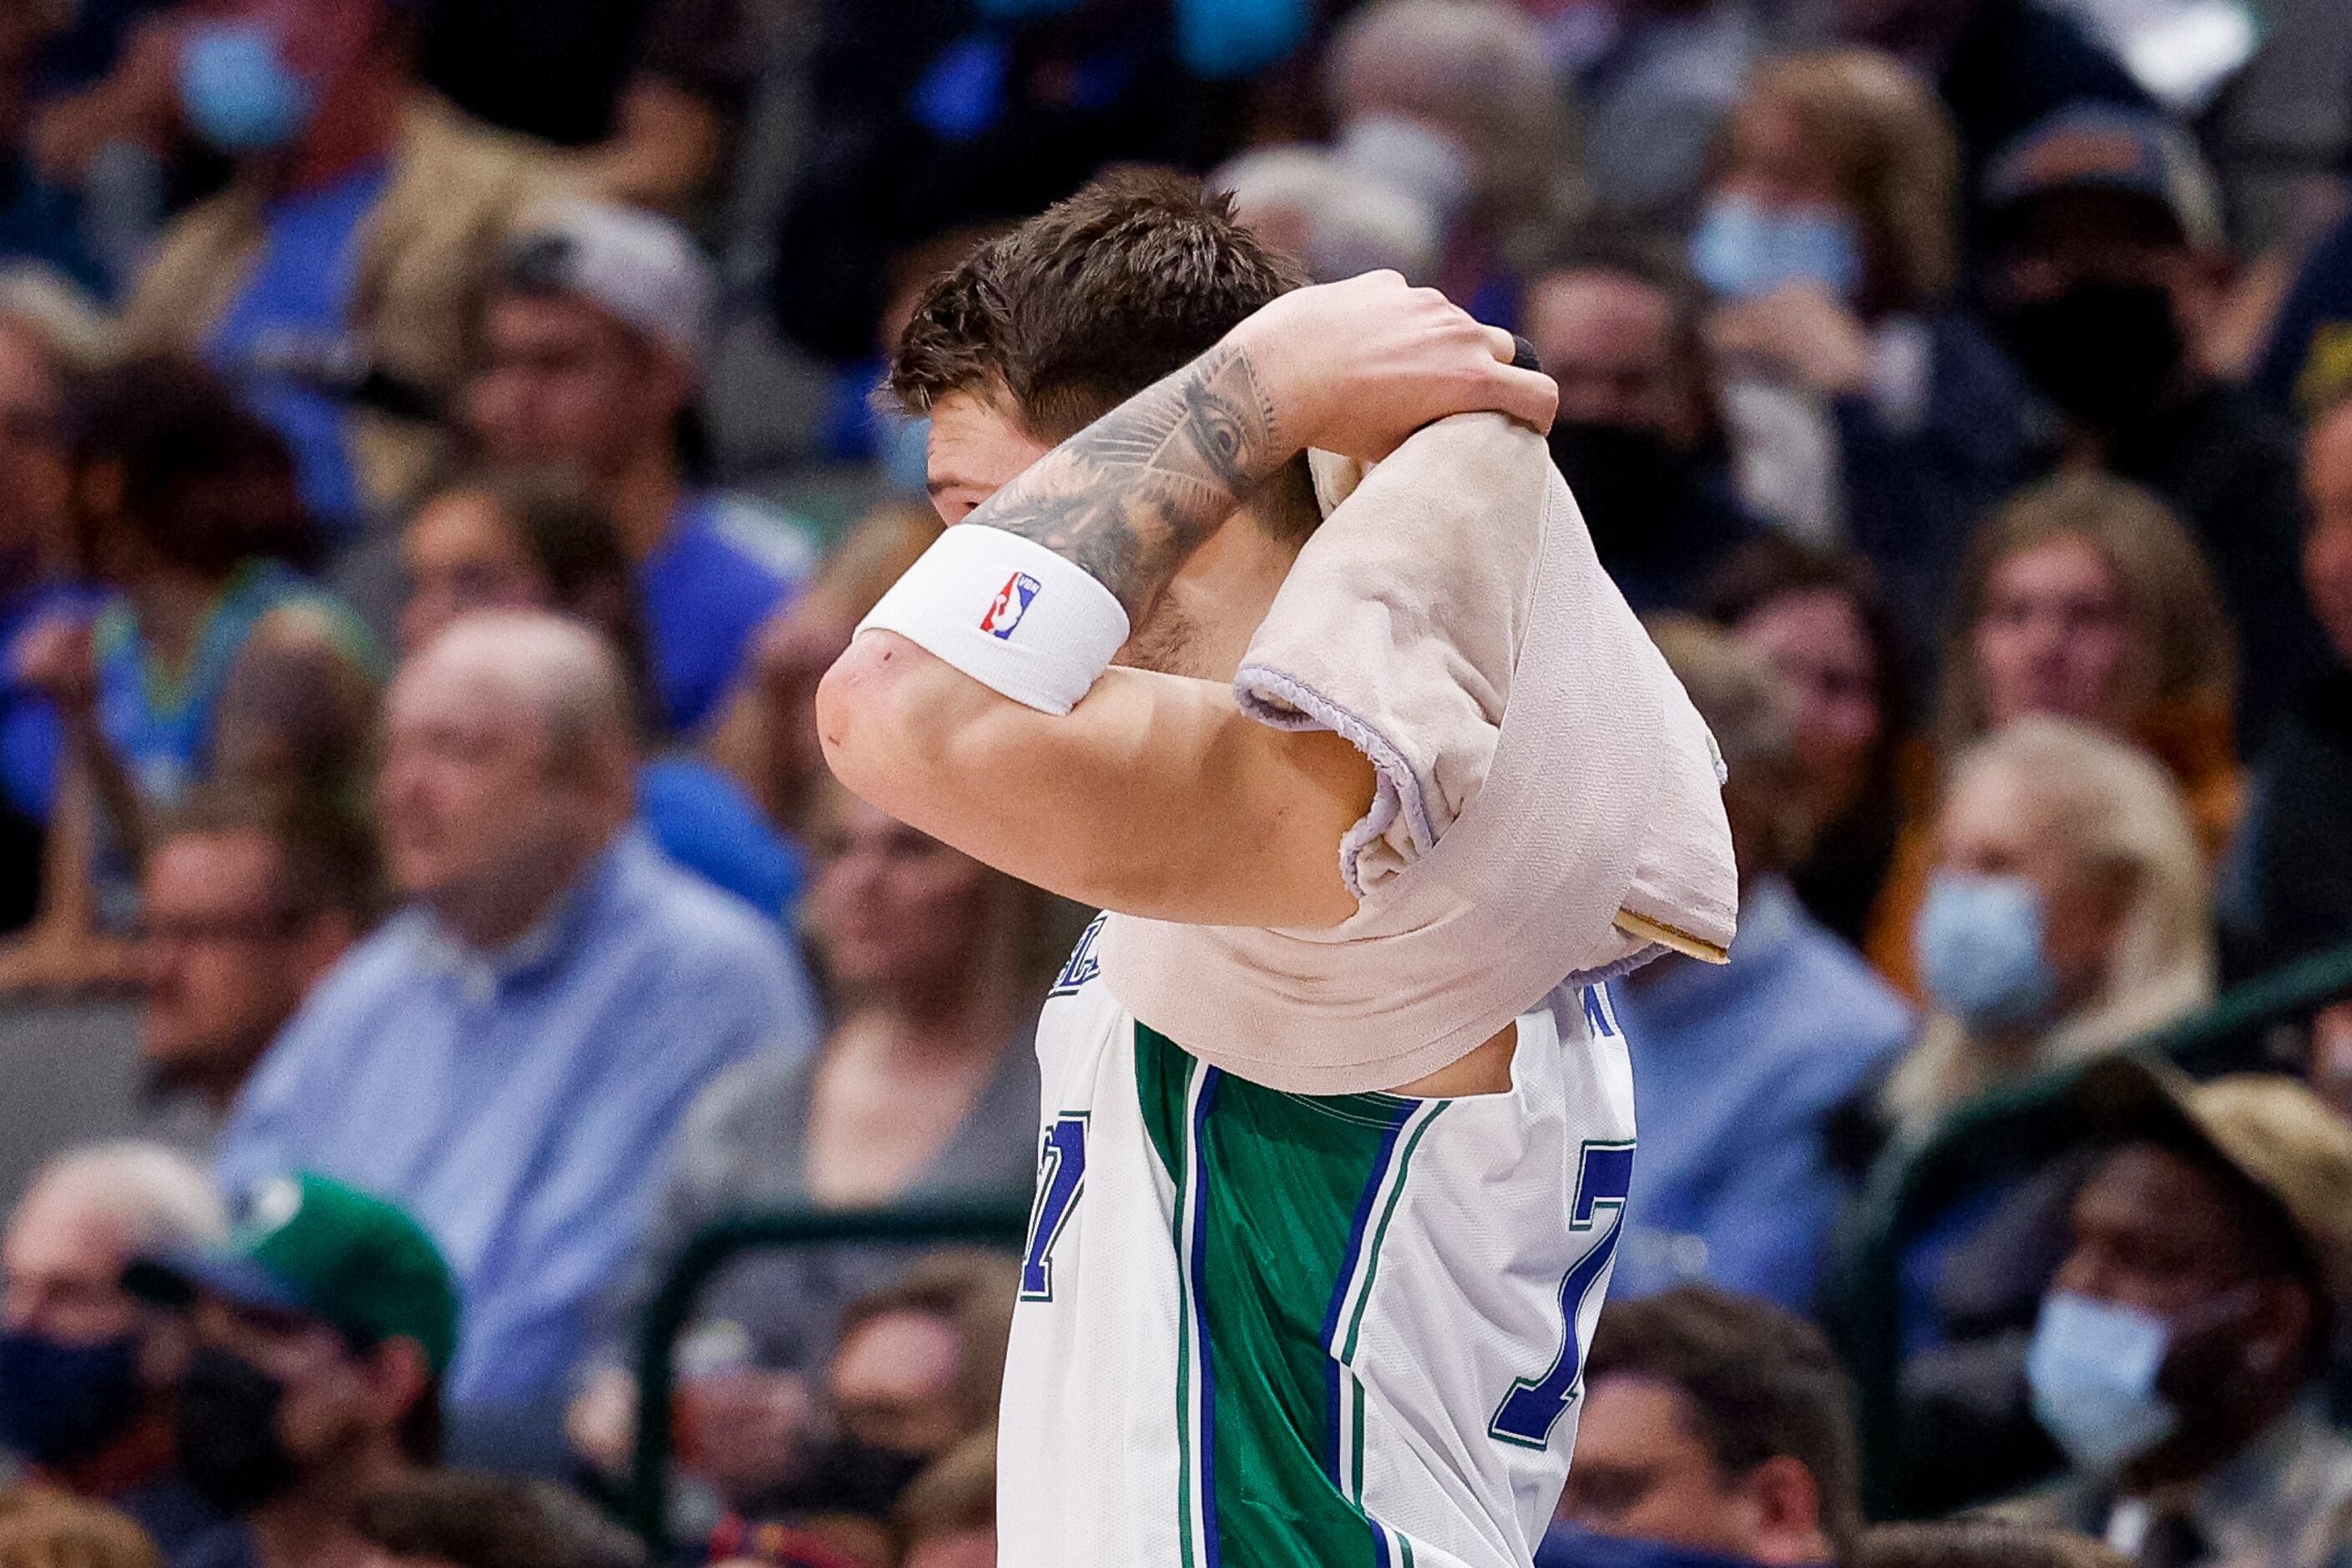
[[502, 198, 716, 367]]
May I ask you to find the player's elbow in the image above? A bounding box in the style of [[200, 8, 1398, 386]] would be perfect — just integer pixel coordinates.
[[816, 630, 959, 807]]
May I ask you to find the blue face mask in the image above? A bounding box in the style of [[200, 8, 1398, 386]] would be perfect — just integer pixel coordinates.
[[1689, 195, 1864, 303], [0, 1329, 144, 1466], [177, 23, 316, 154], [2026, 1290, 2178, 1474], [1914, 870, 2059, 1031]]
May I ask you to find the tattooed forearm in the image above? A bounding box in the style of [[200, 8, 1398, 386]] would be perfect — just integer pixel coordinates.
[[969, 341, 1283, 622]]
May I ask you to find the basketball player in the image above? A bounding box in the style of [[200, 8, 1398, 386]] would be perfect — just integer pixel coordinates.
[[819, 174, 1698, 1568]]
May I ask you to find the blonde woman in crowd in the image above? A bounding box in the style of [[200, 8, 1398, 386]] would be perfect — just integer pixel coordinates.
[[1868, 473, 2238, 994], [1883, 716, 2214, 1138]]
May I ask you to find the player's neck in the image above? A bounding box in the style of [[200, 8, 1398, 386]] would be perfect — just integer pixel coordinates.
[[1155, 509, 1302, 681]]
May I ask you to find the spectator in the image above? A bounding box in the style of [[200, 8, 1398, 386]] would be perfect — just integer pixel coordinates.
[[399, 467, 802, 919], [0, 1144, 228, 1567], [1520, 229, 1763, 615], [353, 1471, 648, 1568], [1543, 1285, 1859, 1568], [415, 0, 753, 212], [217, 613, 818, 1453], [126, 1174, 453, 1568], [462, 199, 815, 735], [1980, 105, 2333, 741], [1611, 620, 1909, 1313], [1859, 1522, 2129, 1568], [1834, 0, 2150, 200], [707, 504, 941, 840], [0, 1489, 164, 1568], [1865, 474, 2239, 995], [1701, 539, 1910, 946], [135, 791, 374, 1151], [711, 1252, 1016, 1560], [893, 1435, 994, 1568], [1323, 0, 1575, 326], [1696, 48, 2035, 640], [1876, 718, 2212, 1140], [2224, 397, 2352, 974], [1987, 1061, 2352, 1568], [1214, 145, 1440, 285], [118, 0, 565, 532], [2, 358, 378, 992], [567, 776, 1041, 1498]]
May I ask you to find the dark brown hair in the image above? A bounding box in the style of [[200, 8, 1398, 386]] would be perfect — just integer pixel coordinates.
[[68, 357, 313, 580], [355, 1473, 648, 1568], [886, 169, 1319, 539], [1586, 1287, 1863, 1561]]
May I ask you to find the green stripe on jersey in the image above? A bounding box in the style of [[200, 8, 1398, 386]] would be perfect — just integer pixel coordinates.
[[1136, 1024, 1429, 1568]]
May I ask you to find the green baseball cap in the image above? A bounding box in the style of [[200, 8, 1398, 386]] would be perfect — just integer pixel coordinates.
[[126, 1173, 459, 1376]]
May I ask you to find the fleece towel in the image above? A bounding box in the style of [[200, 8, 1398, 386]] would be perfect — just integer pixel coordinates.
[[1098, 412, 1737, 1094]]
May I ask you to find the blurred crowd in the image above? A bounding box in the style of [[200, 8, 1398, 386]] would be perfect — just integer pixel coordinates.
[[0, 0, 2339, 1565]]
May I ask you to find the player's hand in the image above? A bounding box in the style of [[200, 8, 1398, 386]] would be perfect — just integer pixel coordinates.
[[1228, 271, 1558, 461]]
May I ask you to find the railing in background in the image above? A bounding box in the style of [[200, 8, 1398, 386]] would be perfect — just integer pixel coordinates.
[[627, 1196, 1031, 1550], [1836, 938, 2352, 1520]]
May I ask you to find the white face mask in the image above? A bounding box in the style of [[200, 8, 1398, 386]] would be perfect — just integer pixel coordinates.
[[1337, 114, 1476, 226]]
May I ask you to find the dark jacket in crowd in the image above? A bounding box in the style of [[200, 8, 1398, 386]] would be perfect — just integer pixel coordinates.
[[2092, 382, 2334, 746], [2225, 669, 2352, 976]]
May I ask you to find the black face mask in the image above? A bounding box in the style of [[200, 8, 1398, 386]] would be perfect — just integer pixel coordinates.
[[175, 1348, 301, 1515], [1990, 279, 2184, 432], [0, 1329, 144, 1466], [1545, 421, 1697, 555]]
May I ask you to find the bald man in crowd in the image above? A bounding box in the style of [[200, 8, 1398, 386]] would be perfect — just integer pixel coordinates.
[[216, 612, 819, 1461]]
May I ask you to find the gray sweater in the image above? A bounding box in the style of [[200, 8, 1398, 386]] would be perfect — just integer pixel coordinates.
[[593, 1029, 1039, 1374]]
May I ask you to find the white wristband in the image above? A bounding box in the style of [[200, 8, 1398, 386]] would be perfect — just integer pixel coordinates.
[[857, 525, 1131, 716]]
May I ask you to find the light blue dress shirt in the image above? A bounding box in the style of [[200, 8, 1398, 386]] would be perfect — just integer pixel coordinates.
[[217, 828, 820, 1410], [1608, 876, 1913, 1313]]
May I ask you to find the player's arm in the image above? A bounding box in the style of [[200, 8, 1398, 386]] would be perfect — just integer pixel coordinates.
[[818, 275, 1556, 928]]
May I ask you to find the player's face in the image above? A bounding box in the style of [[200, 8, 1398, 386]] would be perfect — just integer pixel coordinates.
[[1560, 1374, 1804, 1561], [923, 392, 1052, 525]]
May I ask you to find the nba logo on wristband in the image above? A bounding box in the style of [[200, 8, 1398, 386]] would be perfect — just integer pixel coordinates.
[[982, 572, 1042, 638]]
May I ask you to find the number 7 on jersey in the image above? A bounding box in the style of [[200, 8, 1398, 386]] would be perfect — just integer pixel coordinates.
[[1490, 1139, 1636, 1448]]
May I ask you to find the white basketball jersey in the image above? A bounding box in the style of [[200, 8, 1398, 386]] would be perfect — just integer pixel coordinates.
[[998, 917, 1639, 1568]]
